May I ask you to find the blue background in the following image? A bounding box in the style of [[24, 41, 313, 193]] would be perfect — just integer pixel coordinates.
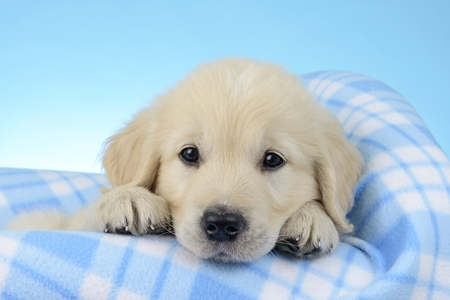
[[1, 0, 449, 173]]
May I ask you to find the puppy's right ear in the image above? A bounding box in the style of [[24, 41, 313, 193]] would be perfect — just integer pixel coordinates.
[[102, 108, 160, 189], [314, 109, 363, 233]]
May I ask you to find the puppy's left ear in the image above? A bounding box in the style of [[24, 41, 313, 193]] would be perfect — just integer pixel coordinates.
[[315, 113, 363, 232], [102, 107, 160, 190]]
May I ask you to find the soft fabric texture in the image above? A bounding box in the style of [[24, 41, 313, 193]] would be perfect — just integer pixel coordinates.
[[1, 71, 449, 300]]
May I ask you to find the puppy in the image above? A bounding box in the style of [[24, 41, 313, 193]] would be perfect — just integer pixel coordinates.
[[8, 58, 363, 262]]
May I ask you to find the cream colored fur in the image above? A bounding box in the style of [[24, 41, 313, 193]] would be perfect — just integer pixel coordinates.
[[8, 58, 363, 262]]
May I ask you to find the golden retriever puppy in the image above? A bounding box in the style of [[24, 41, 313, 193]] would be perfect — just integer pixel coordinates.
[[8, 58, 363, 262]]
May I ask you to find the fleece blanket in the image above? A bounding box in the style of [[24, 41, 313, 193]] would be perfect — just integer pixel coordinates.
[[1, 71, 449, 300]]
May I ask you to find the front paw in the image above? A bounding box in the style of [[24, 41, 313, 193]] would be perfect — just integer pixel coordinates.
[[93, 186, 171, 236], [275, 201, 340, 257]]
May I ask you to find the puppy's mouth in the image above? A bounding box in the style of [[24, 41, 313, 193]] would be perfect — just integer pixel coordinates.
[[206, 249, 243, 262], [200, 238, 267, 262], [178, 226, 275, 262]]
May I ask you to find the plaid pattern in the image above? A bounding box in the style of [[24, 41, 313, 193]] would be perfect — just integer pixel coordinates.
[[1, 71, 449, 300]]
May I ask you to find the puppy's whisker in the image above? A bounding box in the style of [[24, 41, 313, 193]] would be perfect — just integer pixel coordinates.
[[275, 242, 293, 246]]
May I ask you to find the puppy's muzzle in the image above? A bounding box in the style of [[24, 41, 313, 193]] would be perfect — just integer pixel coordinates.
[[202, 209, 245, 242]]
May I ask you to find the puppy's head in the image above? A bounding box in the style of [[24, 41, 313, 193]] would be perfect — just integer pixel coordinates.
[[103, 58, 362, 262]]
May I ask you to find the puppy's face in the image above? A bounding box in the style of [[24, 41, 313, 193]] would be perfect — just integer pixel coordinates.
[[152, 61, 322, 262], [103, 59, 361, 262]]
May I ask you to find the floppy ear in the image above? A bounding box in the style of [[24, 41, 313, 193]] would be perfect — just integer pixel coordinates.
[[102, 108, 160, 189], [315, 114, 363, 233]]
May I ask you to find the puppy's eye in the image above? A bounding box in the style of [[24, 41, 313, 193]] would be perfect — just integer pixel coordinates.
[[180, 147, 200, 164], [262, 152, 285, 170]]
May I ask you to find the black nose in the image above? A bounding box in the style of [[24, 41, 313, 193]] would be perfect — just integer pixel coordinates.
[[202, 210, 245, 242]]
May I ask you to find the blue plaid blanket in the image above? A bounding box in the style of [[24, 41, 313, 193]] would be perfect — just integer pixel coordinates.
[[1, 71, 449, 300]]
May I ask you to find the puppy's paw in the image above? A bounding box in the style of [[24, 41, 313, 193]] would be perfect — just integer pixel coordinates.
[[275, 201, 340, 258], [93, 186, 171, 236]]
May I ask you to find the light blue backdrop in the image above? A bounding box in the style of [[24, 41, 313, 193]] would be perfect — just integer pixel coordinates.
[[1, 0, 449, 173]]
